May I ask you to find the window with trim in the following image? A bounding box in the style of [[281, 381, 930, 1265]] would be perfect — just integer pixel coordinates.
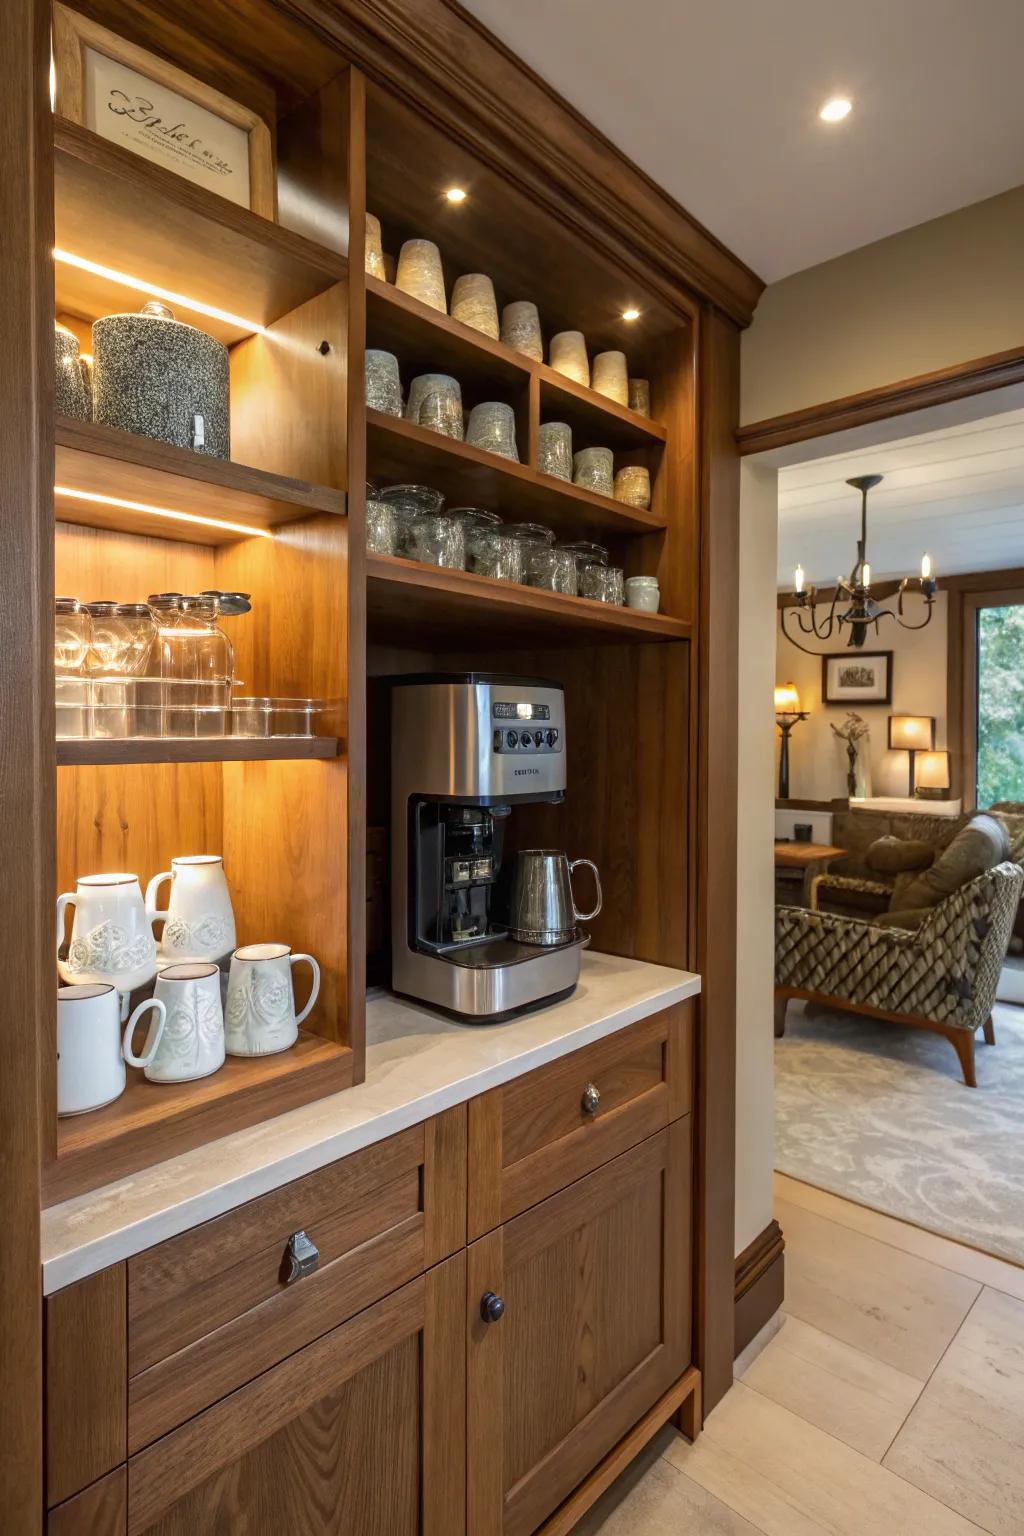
[[975, 599, 1024, 807]]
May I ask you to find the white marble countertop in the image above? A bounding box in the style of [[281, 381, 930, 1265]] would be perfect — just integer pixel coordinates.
[[41, 951, 700, 1293]]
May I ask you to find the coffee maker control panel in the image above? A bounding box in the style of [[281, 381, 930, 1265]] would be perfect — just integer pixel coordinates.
[[493, 726, 561, 753]]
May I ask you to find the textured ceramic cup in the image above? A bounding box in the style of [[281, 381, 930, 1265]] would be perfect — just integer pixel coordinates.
[[366, 487, 396, 555], [614, 465, 652, 509], [625, 575, 660, 613], [451, 273, 499, 338], [365, 349, 403, 416], [365, 213, 386, 279], [145, 855, 236, 965], [419, 388, 465, 440], [537, 421, 573, 480], [500, 300, 543, 360], [225, 942, 320, 1057], [466, 401, 519, 461], [592, 350, 629, 405], [406, 373, 461, 424], [629, 378, 651, 416], [396, 238, 447, 312], [57, 872, 158, 993], [148, 963, 225, 1083], [573, 445, 614, 495], [57, 984, 166, 1116], [549, 330, 590, 386]]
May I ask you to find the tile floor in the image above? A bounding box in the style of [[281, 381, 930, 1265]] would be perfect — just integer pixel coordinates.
[[575, 1174, 1024, 1535]]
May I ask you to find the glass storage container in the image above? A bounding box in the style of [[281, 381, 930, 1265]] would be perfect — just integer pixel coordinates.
[[232, 698, 331, 738], [54, 597, 91, 739], [366, 482, 396, 555], [409, 511, 466, 569], [580, 564, 626, 604], [84, 601, 138, 738], [145, 592, 233, 737], [379, 485, 445, 557], [558, 541, 608, 576], [452, 509, 510, 579], [625, 575, 660, 613], [523, 544, 577, 594], [504, 522, 554, 586]]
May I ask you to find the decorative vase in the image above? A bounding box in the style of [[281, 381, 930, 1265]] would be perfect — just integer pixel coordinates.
[[500, 301, 543, 360], [537, 421, 573, 480], [629, 378, 651, 416], [451, 273, 499, 338], [613, 465, 651, 509], [395, 238, 447, 312], [364, 349, 403, 416], [573, 445, 614, 495], [406, 373, 461, 425], [549, 331, 590, 386], [365, 213, 386, 279], [466, 401, 518, 461], [592, 350, 629, 405]]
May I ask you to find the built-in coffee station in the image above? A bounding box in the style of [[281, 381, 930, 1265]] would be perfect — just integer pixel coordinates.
[[2, 1, 750, 1529]]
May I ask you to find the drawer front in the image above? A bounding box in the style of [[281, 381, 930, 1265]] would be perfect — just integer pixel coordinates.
[[468, 1002, 692, 1239], [127, 1105, 465, 1451]]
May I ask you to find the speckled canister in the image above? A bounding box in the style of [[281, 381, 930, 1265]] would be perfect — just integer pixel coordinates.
[[92, 302, 230, 459], [54, 324, 90, 420]]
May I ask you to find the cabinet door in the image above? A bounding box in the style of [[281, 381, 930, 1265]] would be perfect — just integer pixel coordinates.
[[467, 1121, 692, 1536], [126, 1256, 465, 1536]]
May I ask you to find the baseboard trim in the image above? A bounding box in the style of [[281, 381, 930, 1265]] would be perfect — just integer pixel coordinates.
[[735, 1219, 785, 1358]]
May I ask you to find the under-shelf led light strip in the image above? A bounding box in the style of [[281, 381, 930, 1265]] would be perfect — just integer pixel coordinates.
[[53, 250, 266, 336], [55, 486, 273, 540]]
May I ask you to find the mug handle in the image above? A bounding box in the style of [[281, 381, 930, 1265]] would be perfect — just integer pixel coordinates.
[[569, 859, 603, 924], [145, 870, 173, 926], [123, 998, 167, 1069], [56, 890, 78, 961], [290, 953, 321, 1026]]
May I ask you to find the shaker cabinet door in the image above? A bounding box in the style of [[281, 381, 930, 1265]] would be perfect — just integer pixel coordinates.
[[125, 1255, 465, 1536], [467, 1121, 692, 1536]]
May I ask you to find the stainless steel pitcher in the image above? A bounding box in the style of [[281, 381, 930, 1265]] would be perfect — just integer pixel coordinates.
[[510, 850, 602, 945]]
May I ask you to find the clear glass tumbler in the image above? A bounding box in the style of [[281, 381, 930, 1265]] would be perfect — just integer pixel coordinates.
[[379, 485, 445, 557]]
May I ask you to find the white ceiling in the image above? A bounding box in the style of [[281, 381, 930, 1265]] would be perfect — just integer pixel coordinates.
[[462, 0, 1024, 282], [777, 407, 1024, 587]]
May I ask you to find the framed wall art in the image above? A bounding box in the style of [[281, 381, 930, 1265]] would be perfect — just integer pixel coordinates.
[[52, 4, 275, 217], [821, 650, 893, 706]]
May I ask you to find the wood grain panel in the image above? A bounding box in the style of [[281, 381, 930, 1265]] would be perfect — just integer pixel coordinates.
[[46, 1267, 127, 1507], [424, 1102, 468, 1264], [48, 1467, 127, 1536], [424, 1252, 468, 1536]]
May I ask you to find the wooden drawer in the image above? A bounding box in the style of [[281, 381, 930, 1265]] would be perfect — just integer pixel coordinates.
[[126, 1105, 465, 1452], [467, 1002, 692, 1239]]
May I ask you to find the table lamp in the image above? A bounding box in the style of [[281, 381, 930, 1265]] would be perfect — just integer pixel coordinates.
[[775, 683, 809, 800], [914, 749, 950, 800], [888, 715, 936, 795]]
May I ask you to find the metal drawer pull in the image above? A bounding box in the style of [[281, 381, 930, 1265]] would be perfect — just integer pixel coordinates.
[[283, 1230, 320, 1284], [480, 1291, 505, 1324], [581, 1082, 601, 1115]]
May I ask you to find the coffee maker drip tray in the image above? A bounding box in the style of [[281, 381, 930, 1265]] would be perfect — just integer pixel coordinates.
[[438, 929, 588, 970]]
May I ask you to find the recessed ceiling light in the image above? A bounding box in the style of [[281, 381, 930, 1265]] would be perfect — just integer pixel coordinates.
[[819, 97, 852, 123], [444, 186, 467, 204], [622, 307, 641, 322]]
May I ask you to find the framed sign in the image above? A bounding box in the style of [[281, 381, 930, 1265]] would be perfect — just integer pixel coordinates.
[[52, 4, 275, 217], [821, 650, 893, 706]]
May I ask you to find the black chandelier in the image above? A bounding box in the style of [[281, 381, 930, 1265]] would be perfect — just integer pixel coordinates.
[[781, 474, 938, 655]]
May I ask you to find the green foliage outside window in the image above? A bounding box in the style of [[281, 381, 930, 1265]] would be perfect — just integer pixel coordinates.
[[977, 604, 1024, 806]]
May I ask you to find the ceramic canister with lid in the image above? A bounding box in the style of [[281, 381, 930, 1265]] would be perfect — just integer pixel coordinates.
[[92, 302, 230, 459]]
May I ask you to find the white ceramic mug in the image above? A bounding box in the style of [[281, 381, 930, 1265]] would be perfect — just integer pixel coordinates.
[[57, 983, 166, 1116], [146, 854, 236, 963], [148, 963, 226, 1083], [224, 943, 321, 1057], [56, 873, 158, 992]]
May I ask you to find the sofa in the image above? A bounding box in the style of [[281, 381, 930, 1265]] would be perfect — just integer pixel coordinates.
[[775, 814, 1023, 1085]]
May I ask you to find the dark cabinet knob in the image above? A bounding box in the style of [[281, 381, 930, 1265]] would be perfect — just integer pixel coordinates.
[[480, 1290, 505, 1324], [581, 1082, 601, 1115], [283, 1230, 320, 1284]]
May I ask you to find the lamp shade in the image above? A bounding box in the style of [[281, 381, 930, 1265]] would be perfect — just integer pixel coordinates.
[[774, 682, 801, 712], [915, 750, 950, 790], [888, 715, 935, 751]]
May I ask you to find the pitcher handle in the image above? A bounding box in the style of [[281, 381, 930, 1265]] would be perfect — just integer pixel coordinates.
[[145, 870, 173, 925], [290, 953, 321, 1027], [56, 891, 76, 960], [569, 859, 603, 924], [123, 998, 166, 1068]]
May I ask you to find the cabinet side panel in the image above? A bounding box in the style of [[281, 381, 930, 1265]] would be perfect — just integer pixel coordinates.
[[47, 1266, 127, 1507]]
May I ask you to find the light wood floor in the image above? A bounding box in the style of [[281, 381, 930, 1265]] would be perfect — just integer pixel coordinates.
[[575, 1174, 1024, 1535]]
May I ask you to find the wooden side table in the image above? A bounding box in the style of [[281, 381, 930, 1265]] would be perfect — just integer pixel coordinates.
[[774, 842, 848, 906]]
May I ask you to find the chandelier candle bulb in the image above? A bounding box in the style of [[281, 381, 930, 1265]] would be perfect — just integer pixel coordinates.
[[921, 553, 932, 580], [794, 565, 805, 594], [862, 563, 871, 587]]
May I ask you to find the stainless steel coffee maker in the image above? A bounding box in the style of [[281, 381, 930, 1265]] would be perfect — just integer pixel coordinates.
[[390, 673, 592, 1019]]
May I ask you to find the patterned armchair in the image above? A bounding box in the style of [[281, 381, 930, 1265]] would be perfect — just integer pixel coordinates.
[[775, 862, 1023, 1085]]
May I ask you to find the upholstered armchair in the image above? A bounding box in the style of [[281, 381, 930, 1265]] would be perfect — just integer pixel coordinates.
[[775, 861, 1023, 1086]]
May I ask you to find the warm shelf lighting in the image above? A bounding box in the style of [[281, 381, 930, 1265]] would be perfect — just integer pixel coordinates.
[[622, 307, 641, 322], [53, 250, 266, 335], [444, 186, 467, 203], [819, 97, 852, 123], [54, 485, 273, 540]]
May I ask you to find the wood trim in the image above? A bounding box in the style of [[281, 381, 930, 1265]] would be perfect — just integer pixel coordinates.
[[2, 1, 50, 1525], [47, 1467, 127, 1536], [285, 0, 762, 325], [423, 1102, 468, 1264], [737, 341, 1024, 456], [536, 1367, 701, 1536], [46, 1267, 127, 1507], [734, 1219, 785, 1366], [693, 307, 740, 1414]]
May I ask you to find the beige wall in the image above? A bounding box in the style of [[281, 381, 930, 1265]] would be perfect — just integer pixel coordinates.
[[741, 184, 1024, 426], [735, 462, 778, 1256], [776, 594, 949, 801]]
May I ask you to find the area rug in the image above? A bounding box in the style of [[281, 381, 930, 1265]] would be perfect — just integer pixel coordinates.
[[775, 999, 1024, 1265]]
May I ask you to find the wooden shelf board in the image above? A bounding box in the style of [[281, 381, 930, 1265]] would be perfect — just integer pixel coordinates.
[[54, 120, 346, 345], [367, 553, 690, 647], [366, 411, 666, 540], [56, 418, 345, 544], [366, 276, 667, 449], [57, 737, 342, 767], [44, 1033, 353, 1207]]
